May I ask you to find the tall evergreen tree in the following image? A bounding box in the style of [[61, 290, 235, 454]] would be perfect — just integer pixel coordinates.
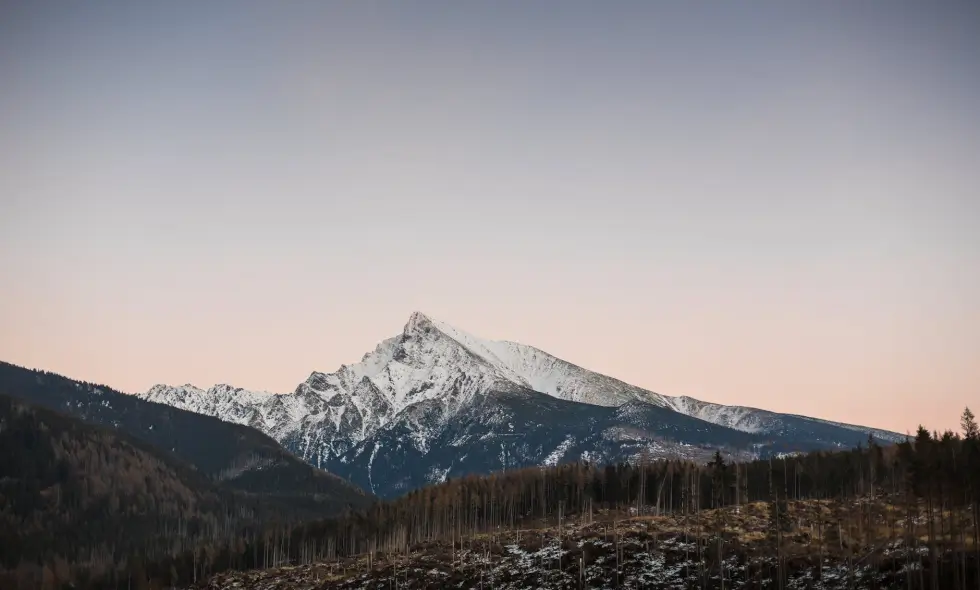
[[962, 407, 978, 440]]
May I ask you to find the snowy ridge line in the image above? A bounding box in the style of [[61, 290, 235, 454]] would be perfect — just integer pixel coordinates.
[[136, 311, 904, 485]]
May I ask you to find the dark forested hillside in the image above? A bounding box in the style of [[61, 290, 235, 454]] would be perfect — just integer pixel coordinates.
[[0, 361, 370, 511], [1, 394, 217, 568], [0, 393, 365, 588]]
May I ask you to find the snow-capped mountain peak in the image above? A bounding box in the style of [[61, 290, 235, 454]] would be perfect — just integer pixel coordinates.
[[403, 310, 434, 334], [387, 311, 669, 408], [137, 311, 903, 496]]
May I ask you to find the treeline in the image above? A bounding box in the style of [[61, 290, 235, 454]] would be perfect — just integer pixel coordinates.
[[5, 407, 980, 589]]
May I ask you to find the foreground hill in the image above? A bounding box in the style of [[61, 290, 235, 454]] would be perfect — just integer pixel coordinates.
[[142, 312, 903, 497], [0, 361, 371, 513], [192, 498, 979, 589]]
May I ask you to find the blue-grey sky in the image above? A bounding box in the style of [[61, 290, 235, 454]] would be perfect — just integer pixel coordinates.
[[1, 1, 978, 432]]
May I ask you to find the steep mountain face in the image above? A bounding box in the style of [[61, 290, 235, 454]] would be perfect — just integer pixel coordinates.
[[335, 389, 766, 496], [0, 361, 372, 514], [140, 312, 903, 497]]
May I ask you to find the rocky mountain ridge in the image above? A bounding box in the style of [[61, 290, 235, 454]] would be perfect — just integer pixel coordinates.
[[141, 312, 903, 497]]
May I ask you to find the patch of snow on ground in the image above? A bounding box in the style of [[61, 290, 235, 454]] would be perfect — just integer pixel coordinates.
[[542, 435, 575, 466]]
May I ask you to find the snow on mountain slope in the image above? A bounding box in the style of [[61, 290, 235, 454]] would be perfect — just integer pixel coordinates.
[[141, 312, 535, 463], [425, 315, 671, 408], [141, 311, 675, 459], [659, 396, 906, 443], [138, 311, 904, 496], [142, 383, 267, 426], [384, 314, 899, 443], [662, 396, 785, 434], [421, 317, 902, 442]]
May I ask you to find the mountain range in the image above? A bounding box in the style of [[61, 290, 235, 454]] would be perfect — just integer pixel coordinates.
[[139, 312, 903, 497]]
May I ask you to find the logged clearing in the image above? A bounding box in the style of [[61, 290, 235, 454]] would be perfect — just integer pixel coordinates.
[[193, 496, 980, 589]]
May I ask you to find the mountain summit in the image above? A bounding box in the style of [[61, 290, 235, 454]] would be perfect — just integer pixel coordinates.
[[140, 312, 902, 497]]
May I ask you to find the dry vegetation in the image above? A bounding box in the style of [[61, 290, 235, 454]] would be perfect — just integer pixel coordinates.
[[192, 496, 978, 589]]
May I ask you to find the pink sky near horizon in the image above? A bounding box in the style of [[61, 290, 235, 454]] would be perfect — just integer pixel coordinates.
[[1, 1, 978, 435]]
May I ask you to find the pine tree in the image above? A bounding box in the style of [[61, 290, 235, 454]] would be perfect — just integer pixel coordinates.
[[962, 407, 978, 440]]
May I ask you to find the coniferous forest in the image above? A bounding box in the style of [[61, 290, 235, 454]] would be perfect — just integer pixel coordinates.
[[2, 396, 979, 588]]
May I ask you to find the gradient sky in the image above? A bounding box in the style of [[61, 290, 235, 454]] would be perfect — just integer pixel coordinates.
[[1, 1, 978, 434]]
